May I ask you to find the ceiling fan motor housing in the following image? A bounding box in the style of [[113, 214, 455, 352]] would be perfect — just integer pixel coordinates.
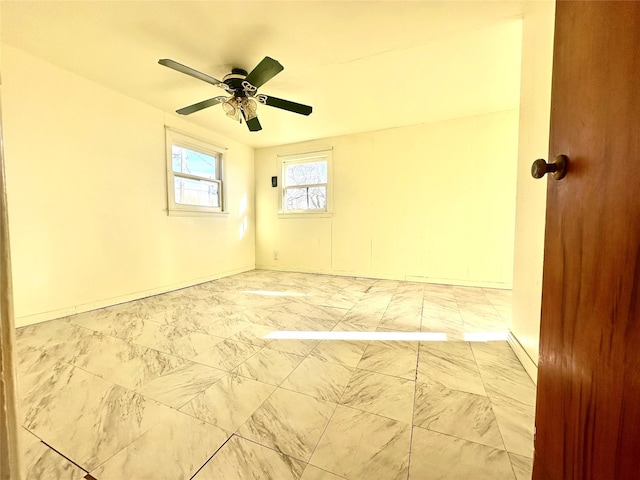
[[224, 68, 250, 97]]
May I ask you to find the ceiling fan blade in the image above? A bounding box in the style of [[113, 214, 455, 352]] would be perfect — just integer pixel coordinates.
[[158, 59, 225, 88], [245, 57, 284, 89], [176, 97, 225, 115], [261, 95, 313, 116], [245, 116, 262, 132], [241, 110, 262, 132]]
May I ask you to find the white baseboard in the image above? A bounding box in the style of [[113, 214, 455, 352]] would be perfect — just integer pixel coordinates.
[[15, 265, 254, 327], [255, 265, 512, 290], [405, 275, 511, 290], [507, 331, 538, 385]]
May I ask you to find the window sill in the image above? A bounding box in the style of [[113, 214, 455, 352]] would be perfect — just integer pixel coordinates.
[[167, 209, 229, 217], [277, 212, 333, 219]]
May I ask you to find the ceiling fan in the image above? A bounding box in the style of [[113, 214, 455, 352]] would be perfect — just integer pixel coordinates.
[[158, 56, 312, 132]]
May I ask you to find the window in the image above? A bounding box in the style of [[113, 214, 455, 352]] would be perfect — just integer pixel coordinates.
[[279, 149, 332, 215], [165, 128, 226, 215]]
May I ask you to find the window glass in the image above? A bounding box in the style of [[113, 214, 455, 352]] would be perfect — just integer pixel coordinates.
[[173, 177, 219, 207], [308, 186, 327, 209], [171, 145, 217, 179], [285, 161, 327, 186]]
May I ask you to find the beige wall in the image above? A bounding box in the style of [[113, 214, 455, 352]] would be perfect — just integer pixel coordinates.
[[1, 45, 255, 326], [255, 110, 519, 288], [510, 0, 555, 374]]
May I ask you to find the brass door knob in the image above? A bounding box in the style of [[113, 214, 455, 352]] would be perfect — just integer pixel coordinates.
[[531, 154, 569, 180]]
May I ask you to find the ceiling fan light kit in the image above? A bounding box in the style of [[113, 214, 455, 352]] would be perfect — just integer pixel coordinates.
[[158, 56, 312, 132]]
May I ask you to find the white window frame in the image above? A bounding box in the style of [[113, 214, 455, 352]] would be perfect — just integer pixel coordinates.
[[165, 128, 227, 216], [278, 148, 333, 217]]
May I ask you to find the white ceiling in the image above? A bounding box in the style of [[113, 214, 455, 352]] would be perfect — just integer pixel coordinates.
[[1, 1, 525, 148]]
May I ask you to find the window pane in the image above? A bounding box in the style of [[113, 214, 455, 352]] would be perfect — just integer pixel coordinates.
[[284, 187, 309, 210], [174, 177, 219, 207], [308, 186, 327, 209], [172, 145, 217, 179], [284, 186, 327, 211], [285, 160, 327, 186]]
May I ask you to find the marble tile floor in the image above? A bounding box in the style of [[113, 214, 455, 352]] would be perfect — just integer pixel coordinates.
[[15, 270, 535, 479]]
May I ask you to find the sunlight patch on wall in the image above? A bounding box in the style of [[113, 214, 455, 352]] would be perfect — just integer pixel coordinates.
[[238, 216, 248, 240], [238, 192, 247, 216]]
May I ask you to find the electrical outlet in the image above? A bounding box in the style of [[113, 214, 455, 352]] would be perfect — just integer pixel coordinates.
[[273, 250, 279, 260]]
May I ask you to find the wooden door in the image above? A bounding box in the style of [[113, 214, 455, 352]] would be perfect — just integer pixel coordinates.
[[533, 2, 640, 479]]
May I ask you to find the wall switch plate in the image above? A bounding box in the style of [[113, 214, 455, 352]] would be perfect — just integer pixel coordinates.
[[274, 250, 279, 260], [271, 176, 277, 187]]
